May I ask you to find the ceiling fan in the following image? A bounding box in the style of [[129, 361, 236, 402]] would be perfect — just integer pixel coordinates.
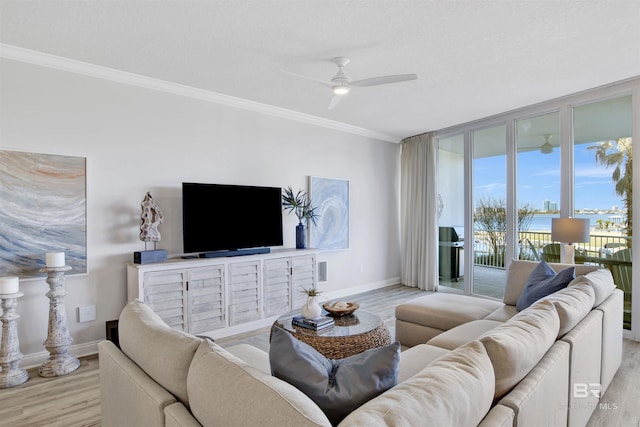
[[282, 57, 418, 109]]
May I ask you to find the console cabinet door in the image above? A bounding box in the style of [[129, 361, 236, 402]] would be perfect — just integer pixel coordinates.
[[228, 261, 261, 326], [291, 255, 317, 309], [263, 258, 293, 317], [187, 265, 225, 334], [142, 269, 188, 331]]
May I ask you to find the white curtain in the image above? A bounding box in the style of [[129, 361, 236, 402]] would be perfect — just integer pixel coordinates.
[[400, 132, 439, 291]]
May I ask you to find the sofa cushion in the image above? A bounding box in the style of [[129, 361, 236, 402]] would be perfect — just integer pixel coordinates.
[[395, 293, 503, 331], [569, 268, 616, 307], [269, 327, 400, 425], [480, 299, 560, 399], [427, 320, 504, 350], [398, 344, 449, 383], [339, 340, 495, 427], [118, 300, 202, 407], [503, 260, 598, 306], [544, 282, 595, 337], [225, 343, 271, 374], [516, 261, 575, 311], [188, 339, 332, 427], [485, 304, 518, 322]]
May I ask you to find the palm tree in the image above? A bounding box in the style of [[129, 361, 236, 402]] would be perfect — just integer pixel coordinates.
[[587, 137, 632, 243]]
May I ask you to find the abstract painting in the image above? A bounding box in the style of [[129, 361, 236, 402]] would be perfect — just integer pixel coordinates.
[[0, 150, 87, 278], [309, 177, 349, 250]]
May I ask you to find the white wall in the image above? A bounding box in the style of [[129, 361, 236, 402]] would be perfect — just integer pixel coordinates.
[[0, 58, 402, 363]]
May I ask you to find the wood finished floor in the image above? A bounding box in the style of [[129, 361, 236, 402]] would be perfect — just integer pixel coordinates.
[[1, 284, 638, 427]]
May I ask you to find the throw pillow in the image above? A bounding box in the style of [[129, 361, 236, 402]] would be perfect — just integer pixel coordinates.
[[269, 326, 400, 425], [516, 261, 575, 311]]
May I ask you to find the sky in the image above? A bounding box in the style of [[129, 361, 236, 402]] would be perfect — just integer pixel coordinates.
[[474, 142, 624, 212]]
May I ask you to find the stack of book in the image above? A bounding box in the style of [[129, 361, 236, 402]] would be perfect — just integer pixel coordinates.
[[292, 315, 335, 330]]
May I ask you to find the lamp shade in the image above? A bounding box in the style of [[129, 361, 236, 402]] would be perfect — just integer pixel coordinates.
[[551, 218, 590, 243]]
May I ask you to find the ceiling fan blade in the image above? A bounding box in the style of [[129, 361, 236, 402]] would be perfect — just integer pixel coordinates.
[[280, 69, 332, 88], [328, 94, 344, 110], [351, 74, 417, 87]]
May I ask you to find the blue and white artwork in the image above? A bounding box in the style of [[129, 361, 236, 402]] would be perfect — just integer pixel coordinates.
[[309, 177, 349, 250], [0, 150, 87, 278]]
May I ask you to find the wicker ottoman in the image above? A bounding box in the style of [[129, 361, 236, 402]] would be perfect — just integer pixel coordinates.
[[272, 310, 391, 359]]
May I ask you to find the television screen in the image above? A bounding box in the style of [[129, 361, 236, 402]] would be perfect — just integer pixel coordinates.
[[182, 182, 283, 254]]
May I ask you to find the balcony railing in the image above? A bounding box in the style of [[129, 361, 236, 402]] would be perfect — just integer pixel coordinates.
[[472, 229, 632, 329], [472, 230, 630, 268]]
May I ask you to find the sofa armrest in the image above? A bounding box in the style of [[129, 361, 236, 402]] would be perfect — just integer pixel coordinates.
[[561, 310, 603, 427], [99, 340, 177, 427], [165, 402, 202, 427], [499, 341, 570, 427], [597, 288, 623, 393], [478, 404, 514, 427]]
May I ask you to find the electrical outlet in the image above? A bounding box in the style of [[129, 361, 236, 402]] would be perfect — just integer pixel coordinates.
[[78, 305, 96, 323]]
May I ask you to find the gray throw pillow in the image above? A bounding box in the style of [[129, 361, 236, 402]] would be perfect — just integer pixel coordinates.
[[516, 261, 575, 311], [269, 326, 400, 425]]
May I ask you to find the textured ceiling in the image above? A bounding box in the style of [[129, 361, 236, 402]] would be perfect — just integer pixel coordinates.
[[1, 0, 639, 142]]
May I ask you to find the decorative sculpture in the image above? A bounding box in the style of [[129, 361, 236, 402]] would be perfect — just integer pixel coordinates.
[[134, 192, 167, 264], [140, 192, 164, 247]]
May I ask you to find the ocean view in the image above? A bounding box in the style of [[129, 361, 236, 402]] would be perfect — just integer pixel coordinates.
[[526, 213, 625, 232]]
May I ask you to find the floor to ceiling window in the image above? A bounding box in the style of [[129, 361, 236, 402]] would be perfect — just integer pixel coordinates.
[[516, 112, 560, 263], [472, 124, 506, 298], [573, 95, 633, 329], [434, 78, 638, 339]]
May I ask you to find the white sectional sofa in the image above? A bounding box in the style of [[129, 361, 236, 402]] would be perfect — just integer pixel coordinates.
[[98, 260, 622, 427], [395, 260, 623, 426]]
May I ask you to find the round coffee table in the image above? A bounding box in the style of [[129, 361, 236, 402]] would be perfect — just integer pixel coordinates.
[[272, 309, 391, 359]]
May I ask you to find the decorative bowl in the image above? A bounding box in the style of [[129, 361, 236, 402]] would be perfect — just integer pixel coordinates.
[[322, 302, 360, 316]]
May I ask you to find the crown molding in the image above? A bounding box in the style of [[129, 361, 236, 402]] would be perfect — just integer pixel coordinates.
[[0, 44, 400, 143]]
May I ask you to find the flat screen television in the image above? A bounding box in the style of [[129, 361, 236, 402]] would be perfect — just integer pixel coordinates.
[[182, 182, 283, 256]]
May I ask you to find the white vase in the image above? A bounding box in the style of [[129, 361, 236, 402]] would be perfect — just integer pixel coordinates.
[[301, 295, 322, 319]]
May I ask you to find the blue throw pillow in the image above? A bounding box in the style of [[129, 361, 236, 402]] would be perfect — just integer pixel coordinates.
[[516, 261, 576, 311], [269, 326, 400, 425]]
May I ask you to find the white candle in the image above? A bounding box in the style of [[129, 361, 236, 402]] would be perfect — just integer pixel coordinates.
[[0, 276, 19, 294], [46, 251, 65, 268]]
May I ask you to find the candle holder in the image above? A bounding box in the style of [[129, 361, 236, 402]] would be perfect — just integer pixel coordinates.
[[0, 291, 29, 388], [38, 266, 80, 377]]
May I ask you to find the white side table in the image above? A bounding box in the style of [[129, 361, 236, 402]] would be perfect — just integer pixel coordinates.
[[38, 266, 80, 377], [0, 291, 29, 388]]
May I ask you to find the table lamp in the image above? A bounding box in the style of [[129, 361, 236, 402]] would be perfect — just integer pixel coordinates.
[[551, 218, 590, 264]]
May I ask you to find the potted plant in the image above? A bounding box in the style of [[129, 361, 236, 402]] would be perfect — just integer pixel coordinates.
[[282, 186, 319, 249], [299, 284, 322, 319]]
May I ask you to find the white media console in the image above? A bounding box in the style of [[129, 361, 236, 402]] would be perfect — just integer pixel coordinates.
[[127, 248, 317, 339]]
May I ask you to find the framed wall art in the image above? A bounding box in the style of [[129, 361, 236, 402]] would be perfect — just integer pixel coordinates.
[[0, 150, 87, 278], [309, 176, 349, 251]]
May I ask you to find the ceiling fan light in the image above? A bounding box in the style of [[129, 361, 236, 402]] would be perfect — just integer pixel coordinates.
[[332, 85, 350, 96], [540, 134, 554, 154]]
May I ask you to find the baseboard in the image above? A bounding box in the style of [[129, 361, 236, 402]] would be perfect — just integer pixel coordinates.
[[20, 340, 100, 370], [322, 277, 401, 300]]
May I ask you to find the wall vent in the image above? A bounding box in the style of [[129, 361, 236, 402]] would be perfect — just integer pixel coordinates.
[[318, 261, 328, 283]]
